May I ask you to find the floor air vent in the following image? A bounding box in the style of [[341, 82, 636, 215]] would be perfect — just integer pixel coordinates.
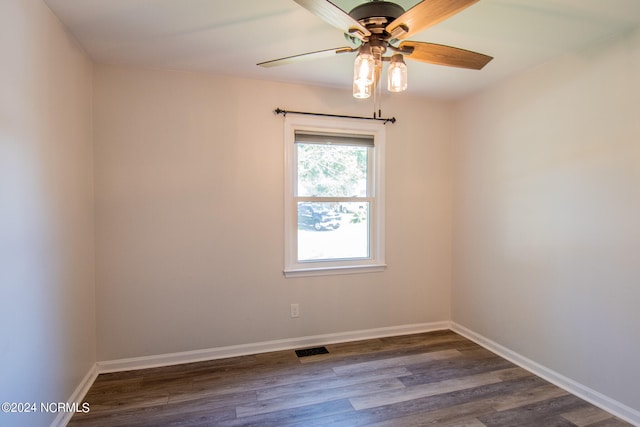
[[295, 346, 329, 357]]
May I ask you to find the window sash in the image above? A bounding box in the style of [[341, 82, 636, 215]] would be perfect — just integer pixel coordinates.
[[293, 198, 375, 262], [294, 143, 374, 198]]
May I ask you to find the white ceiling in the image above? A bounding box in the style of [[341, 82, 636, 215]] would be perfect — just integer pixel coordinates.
[[44, 0, 640, 99]]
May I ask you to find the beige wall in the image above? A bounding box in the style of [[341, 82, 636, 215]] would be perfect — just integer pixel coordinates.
[[6, 0, 638, 420], [452, 29, 640, 411], [93, 65, 453, 360], [0, 0, 95, 426]]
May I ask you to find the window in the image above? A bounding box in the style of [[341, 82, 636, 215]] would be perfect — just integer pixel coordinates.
[[284, 115, 386, 277]]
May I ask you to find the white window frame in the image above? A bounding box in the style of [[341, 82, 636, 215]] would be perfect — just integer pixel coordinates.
[[283, 114, 386, 278]]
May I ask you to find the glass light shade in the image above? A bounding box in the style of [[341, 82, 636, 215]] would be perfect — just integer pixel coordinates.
[[387, 55, 407, 92], [353, 79, 372, 99]]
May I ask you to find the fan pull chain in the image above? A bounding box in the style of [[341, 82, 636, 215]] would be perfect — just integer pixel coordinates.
[[377, 79, 382, 119], [372, 67, 383, 119], [377, 75, 383, 119], [372, 85, 377, 119]]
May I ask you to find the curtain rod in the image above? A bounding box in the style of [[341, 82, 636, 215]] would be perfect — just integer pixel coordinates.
[[274, 108, 396, 124]]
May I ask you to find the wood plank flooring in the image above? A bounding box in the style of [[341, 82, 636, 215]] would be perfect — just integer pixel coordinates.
[[69, 330, 631, 426]]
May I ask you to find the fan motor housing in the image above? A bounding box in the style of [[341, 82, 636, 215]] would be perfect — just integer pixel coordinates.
[[349, 1, 405, 24]]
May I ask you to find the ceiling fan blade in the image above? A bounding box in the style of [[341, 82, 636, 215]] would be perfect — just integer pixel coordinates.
[[258, 47, 354, 67], [293, 0, 371, 41], [386, 0, 479, 40], [400, 41, 492, 70]]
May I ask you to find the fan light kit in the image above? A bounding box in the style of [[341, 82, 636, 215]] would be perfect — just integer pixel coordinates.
[[259, 0, 493, 100]]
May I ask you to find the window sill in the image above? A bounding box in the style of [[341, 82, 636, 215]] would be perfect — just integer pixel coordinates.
[[283, 264, 387, 278]]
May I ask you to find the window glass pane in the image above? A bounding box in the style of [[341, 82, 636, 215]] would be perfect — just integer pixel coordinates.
[[297, 202, 370, 261], [296, 143, 369, 197]]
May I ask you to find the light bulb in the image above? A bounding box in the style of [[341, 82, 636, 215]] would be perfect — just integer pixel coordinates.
[[354, 53, 375, 85], [387, 54, 407, 92], [353, 46, 375, 99]]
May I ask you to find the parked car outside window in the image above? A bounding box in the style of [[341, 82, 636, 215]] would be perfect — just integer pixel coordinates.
[[298, 203, 341, 231]]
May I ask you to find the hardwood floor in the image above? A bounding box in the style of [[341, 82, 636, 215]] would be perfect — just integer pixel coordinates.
[[69, 331, 631, 426]]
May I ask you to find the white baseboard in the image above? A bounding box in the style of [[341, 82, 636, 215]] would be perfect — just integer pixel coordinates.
[[450, 322, 640, 426], [50, 364, 98, 427], [97, 321, 451, 374]]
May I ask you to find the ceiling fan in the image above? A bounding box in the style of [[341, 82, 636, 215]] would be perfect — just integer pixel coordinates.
[[258, 0, 493, 98]]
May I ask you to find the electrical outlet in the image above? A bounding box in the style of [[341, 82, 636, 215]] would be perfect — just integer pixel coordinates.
[[290, 303, 299, 318]]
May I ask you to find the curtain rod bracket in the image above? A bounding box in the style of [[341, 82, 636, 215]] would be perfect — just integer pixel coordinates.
[[274, 108, 396, 124]]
